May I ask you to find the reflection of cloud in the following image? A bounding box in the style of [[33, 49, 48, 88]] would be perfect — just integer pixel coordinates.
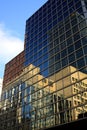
[[0, 23, 24, 78]]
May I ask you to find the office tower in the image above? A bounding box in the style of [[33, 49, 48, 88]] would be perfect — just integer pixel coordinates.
[[3, 51, 24, 87], [0, 0, 87, 130], [24, 0, 87, 75]]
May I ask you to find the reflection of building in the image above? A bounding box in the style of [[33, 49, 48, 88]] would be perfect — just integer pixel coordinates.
[[24, 64, 72, 129], [1, 63, 87, 130], [0, 0, 87, 130], [0, 64, 73, 130], [49, 65, 87, 120]]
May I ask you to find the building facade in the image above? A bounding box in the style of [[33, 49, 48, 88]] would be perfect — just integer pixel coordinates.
[[3, 51, 24, 87], [0, 0, 87, 130], [0, 78, 3, 100]]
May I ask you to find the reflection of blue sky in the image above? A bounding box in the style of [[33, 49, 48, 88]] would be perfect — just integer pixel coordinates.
[[24, 0, 87, 78]]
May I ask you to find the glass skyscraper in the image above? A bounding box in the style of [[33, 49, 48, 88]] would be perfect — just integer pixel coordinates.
[[0, 0, 87, 130], [25, 0, 87, 75]]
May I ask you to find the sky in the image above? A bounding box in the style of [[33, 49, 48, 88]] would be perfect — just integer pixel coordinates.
[[0, 0, 48, 78]]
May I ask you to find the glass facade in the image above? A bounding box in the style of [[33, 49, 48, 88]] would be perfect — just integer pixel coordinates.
[[25, 0, 87, 76], [0, 0, 87, 130]]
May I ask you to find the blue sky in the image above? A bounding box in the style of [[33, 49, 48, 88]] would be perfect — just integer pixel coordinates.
[[0, 0, 47, 78]]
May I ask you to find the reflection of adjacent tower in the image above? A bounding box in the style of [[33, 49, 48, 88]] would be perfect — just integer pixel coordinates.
[[24, 64, 87, 126], [49, 65, 87, 120], [1, 62, 87, 129], [23, 64, 56, 129], [23, 64, 73, 129]]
